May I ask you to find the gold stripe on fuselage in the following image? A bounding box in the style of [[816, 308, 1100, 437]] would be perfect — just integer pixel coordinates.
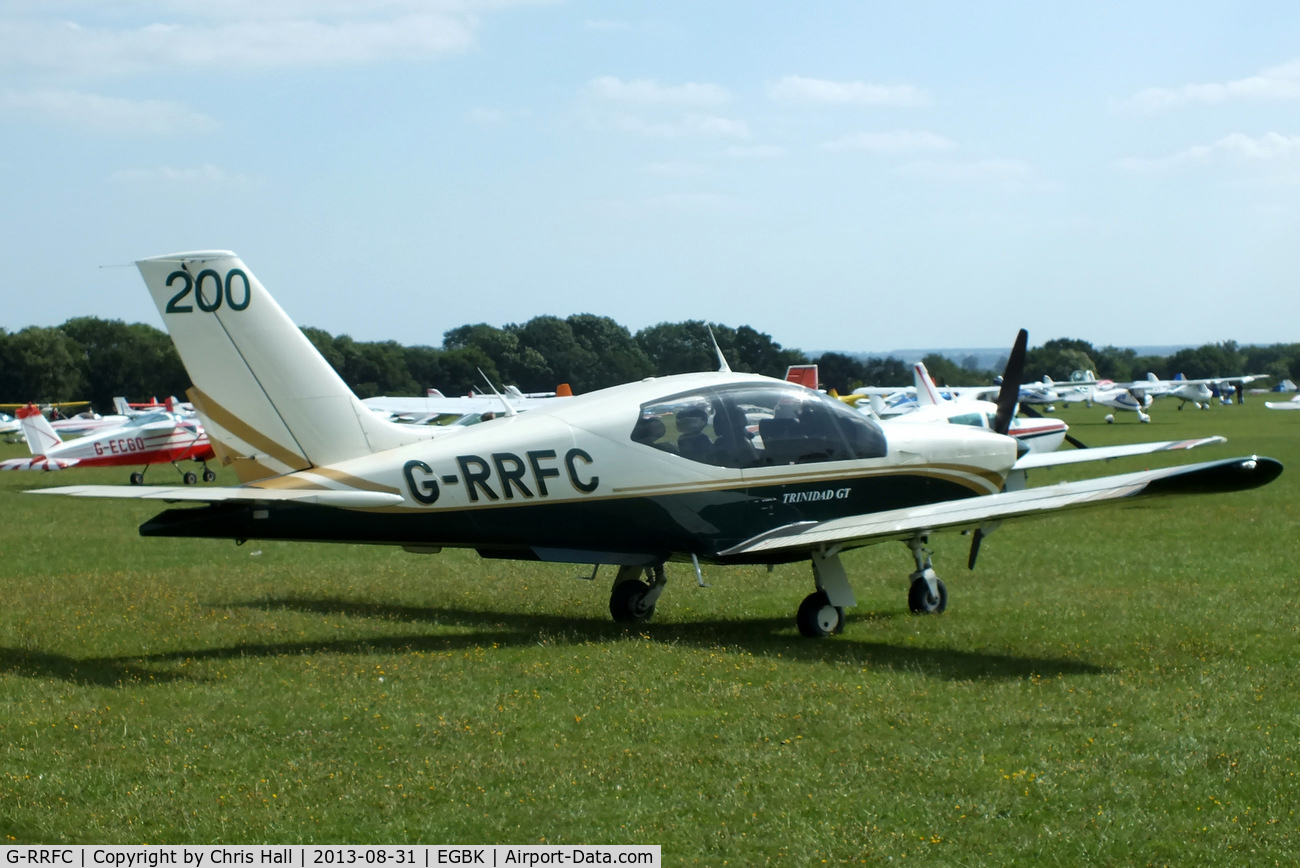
[[188, 386, 311, 475], [361, 461, 1003, 514]]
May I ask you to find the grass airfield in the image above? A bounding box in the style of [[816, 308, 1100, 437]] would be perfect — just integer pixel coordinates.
[[1, 399, 1297, 864]]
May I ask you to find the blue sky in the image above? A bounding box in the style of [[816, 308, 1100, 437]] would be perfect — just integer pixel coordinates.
[[2, 1, 1298, 356]]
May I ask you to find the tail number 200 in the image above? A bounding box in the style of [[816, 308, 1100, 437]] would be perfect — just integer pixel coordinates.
[[164, 269, 251, 313]]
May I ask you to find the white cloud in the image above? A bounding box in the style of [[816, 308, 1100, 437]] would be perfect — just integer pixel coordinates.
[[0, 88, 217, 133], [1122, 59, 1300, 110], [110, 163, 256, 187], [0, 8, 478, 76], [613, 113, 750, 139], [1118, 132, 1300, 171], [767, 75, 928, 107], [819, 130, 955, 154], [586, 76, 731, 107]]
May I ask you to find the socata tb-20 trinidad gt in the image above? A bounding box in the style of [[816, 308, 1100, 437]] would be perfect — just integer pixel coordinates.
[[32, 252, 1282, 637]]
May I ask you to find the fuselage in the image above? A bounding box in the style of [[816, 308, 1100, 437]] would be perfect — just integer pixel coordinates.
[[143, 372, 1020, 565], [46, 412, 212, 467]]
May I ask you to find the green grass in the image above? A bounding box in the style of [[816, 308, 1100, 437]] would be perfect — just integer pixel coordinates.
[[2, 400, 1297, 864]]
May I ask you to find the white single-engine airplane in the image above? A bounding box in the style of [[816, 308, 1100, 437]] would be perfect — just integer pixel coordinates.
[[881, 362, 1070, 454], [31, 252, 1283, 637]]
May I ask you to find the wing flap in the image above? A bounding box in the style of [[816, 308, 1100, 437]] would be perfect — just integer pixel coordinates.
[[719, 456, 1280, 557], [26, 485, 403, 508]]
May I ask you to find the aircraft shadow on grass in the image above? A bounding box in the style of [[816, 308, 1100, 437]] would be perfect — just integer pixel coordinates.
[[0, 597, 1109, 686], [0, 646, 193, 688]]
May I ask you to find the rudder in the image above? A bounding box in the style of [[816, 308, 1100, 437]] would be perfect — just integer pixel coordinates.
[[137, 251, 422, 481]]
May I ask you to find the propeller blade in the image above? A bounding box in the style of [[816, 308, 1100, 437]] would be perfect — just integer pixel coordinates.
[[992, 329, 1028, 436]]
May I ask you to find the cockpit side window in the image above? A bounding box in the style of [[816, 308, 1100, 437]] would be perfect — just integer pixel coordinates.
[[634, 384, 887, 467], [947, 412, 985, 428], [632, 399, 713, 459]]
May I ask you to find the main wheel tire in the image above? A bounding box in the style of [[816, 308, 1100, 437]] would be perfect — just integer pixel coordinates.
[[202, 468, 217, 482], [908, 577, 948, 614], [129, 472, 145, 485], [182, 471, 198, 485], [796, 590, 844, 638], [610, 580, 656, 623]]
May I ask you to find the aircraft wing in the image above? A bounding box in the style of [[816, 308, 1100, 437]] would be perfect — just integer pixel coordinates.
[[851, 389, 915, 403], [1011, 436, 1224, 470], [27, 484, 403, 508], [718, 456, 1280, 558]]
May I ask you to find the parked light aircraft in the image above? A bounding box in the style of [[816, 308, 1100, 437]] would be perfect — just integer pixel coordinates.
[[2, 402, 216, 484], [1014, 375, 1095, 412], [1072, 371, 1269, 421], [49, 410, 131, 437], [1266, 395, 1300, 410], [363, 387, 566, 426], [881, 363, 1070, 454], [30, 252, 1282, 637], [113, 396, 195, 417]]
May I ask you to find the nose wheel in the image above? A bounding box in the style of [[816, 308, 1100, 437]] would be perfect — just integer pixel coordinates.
[[908, 575, 948, 614], [907, 536, 948, 615]]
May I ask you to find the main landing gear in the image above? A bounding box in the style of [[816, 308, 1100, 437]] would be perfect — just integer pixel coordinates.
[[796, 548, 854, 637], [609, 564, 668, 622], [127, 461, 217, 486], [795, 536, 949, 637]]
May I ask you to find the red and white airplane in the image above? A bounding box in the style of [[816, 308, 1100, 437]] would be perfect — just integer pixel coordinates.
[[1, 403, 217, 484]]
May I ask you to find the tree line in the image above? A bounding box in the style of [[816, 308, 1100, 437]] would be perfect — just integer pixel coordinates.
[[2, 316, 1298, 413]]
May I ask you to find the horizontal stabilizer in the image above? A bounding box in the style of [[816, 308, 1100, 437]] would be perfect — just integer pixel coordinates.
[[719, 456, 1281, 558], [27, 484, 403, 508], [0, 457, 79, 471]]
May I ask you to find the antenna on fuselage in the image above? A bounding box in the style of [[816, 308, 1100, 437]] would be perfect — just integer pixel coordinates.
[[477, 368, 519, 417], [706, 325, 732, 373]]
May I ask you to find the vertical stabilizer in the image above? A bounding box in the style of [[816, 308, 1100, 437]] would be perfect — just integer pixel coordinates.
[[17, 404, 61, 456], [912, 363, 944, 407], [136, 251, 425, 481]]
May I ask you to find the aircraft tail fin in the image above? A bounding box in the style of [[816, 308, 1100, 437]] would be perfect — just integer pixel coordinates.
[[136, 251, 426, 482], [912, 363, 943, 407], [785, 365, 819, 390], [17, 404, 61, 456]]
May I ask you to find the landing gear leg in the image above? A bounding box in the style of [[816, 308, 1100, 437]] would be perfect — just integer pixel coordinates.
[[796, 548, 855, 637], [609, 564, 667, 623], [906, 535, 947, 614]]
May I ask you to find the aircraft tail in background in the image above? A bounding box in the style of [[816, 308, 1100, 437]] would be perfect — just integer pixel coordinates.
[[912, 363, 944, 407], [16, 404, 62, 456]]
